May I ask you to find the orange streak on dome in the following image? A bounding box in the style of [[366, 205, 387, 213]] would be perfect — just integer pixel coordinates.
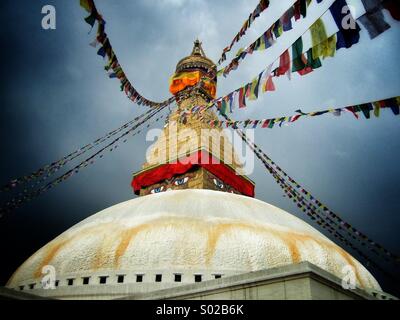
[[34, 223, 114, 278], [114, 224, 151, 267], [32, 216, 366, 288], [34, 240, 69, 278]]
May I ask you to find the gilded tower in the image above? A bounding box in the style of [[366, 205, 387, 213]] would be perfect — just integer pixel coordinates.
[[132, 40, 255, 197]]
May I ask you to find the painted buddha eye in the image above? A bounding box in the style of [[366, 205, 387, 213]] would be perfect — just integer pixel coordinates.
[[174, 177, 189, 186], [150, 186, 164, 194], [213, 179, 224, 189]]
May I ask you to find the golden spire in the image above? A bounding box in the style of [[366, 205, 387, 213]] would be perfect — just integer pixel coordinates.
[[175, 40, 216, 74], [192, 39, 206, 57]]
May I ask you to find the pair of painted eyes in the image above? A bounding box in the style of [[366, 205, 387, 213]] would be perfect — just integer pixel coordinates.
[[150, 177, 189, 194]]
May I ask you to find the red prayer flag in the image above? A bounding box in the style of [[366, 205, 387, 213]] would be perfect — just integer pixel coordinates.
[[263, 75, 276, 92], [276, 49, 291, 77], [345, 106, 359, 119], [298, 66, 313, 76], [238, 87, 246, 108], [294, 1, 301, 21], [262, 119, 270, 128], [290, 114, 302, 122]]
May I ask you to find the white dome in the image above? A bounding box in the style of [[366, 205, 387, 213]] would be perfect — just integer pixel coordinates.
[[7, 189, 380, 295]]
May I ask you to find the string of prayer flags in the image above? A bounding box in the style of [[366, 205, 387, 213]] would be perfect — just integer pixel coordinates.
[[214, 28, 338, 114], [277, 165, 400, 269], [210, 96, 400, 128], [217, 0, 270, 65], [219, 0, 317, 77], [79, 0, 175, 108], [262, 149, 400, 266], [215, 7, 351, 110], [0, 107, 157, 193], [231, 124, 400, 267], [218, 0, 393, 95], [0, 105, 170, 218], [214, 0, 397, 113], [358, 0, 391, 39]]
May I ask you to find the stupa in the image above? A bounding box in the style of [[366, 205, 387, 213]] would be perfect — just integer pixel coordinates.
[[5, 41, 384, 300]]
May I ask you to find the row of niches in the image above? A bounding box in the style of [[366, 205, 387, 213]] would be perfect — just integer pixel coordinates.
[[17, 272, 225, 291]]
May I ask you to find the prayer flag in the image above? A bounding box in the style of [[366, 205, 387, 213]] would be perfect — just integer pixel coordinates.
[[311, 19, 337, 59], [238, 87, 246, 108], [97, 46, 106, 58], [276, 49, 291, 78], [329, 0, 361, 50], [359, 0, 391, 39], [84, 12, 97, 27], [292, 37, 306, 72], [80, 0, 94, 12]]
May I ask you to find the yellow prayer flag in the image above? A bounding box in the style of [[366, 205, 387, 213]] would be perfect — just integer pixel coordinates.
[[310, 18, 334, 60], [373, 102, 380, 117], [80, 0, 93, 12]]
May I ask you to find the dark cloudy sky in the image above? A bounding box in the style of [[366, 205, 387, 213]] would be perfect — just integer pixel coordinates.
[[0, 0, 399, 295]]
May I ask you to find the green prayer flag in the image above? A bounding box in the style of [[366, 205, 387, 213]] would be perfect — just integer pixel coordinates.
[[84, 12, 97, 27], [292, 37, 305, 72], [306, 48, 322, 69], [220, 100, 228, 115], [268, 120, 275, 128]]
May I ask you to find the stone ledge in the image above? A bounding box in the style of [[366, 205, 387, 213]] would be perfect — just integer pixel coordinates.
[[118, 262, 378, 300]]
